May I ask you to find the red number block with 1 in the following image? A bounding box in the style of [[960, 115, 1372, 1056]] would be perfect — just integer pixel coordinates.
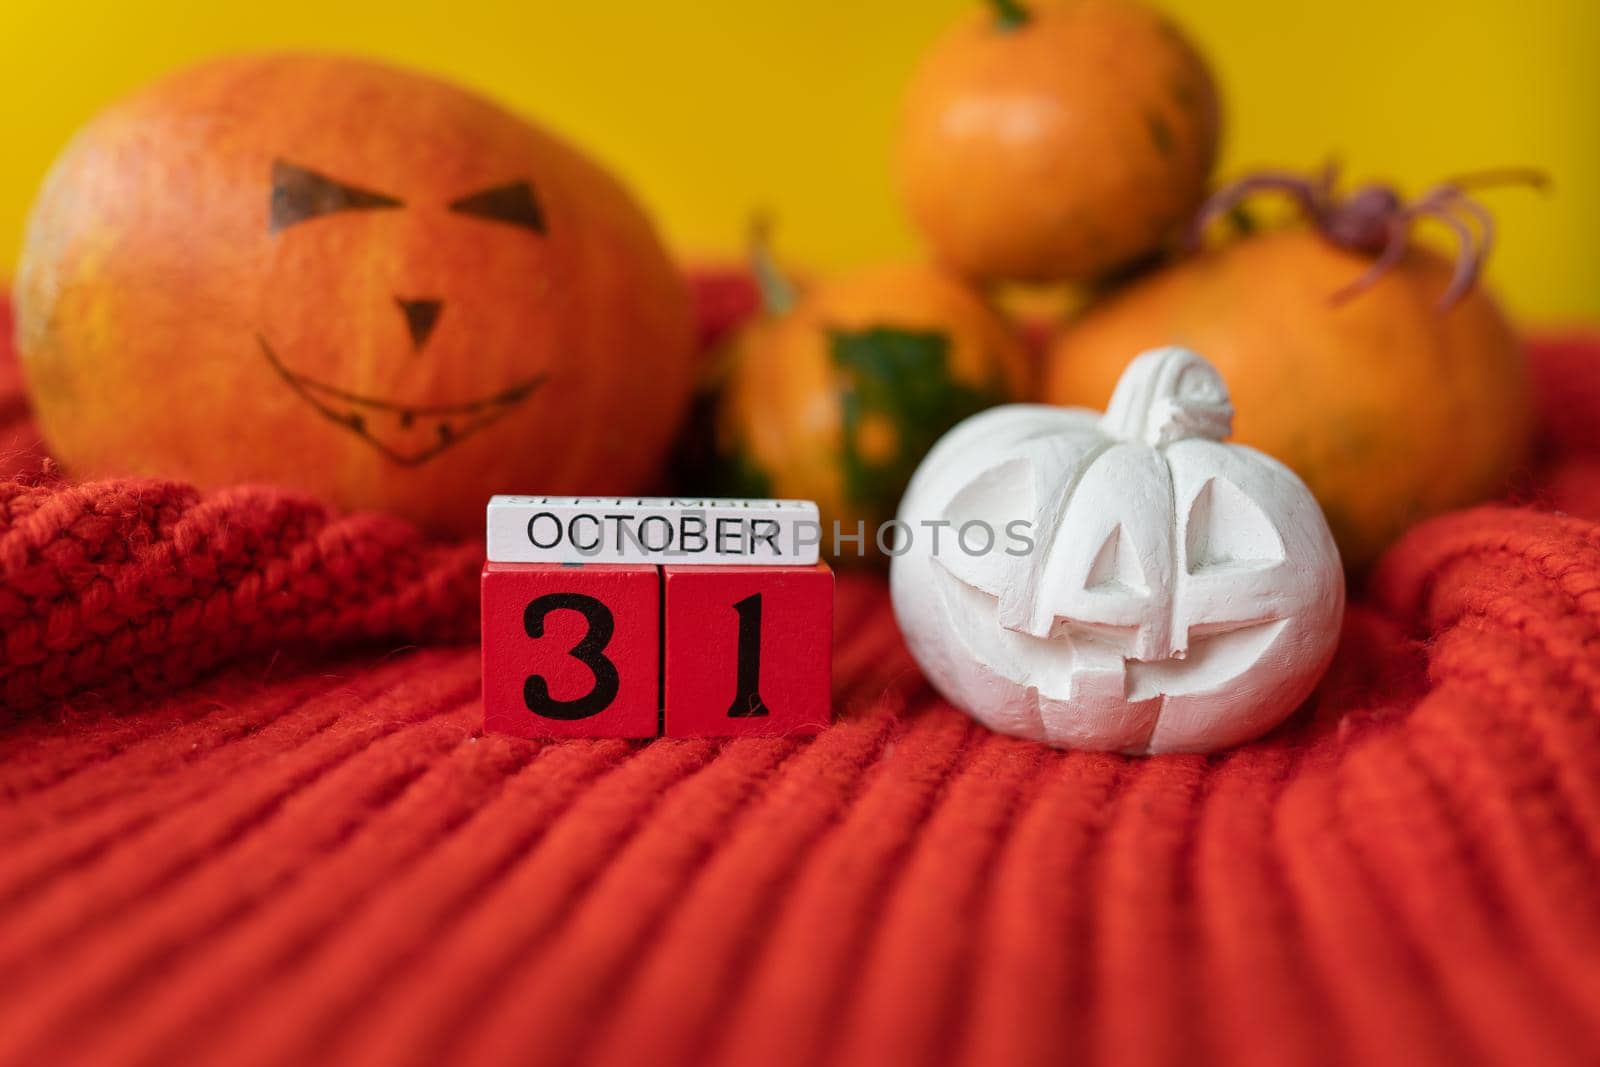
[[481, 562, 660, 739], [663, 562, 833, 738]]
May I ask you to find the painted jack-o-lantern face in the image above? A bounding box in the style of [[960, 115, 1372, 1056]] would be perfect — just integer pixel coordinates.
[[16, 54, 695, 536], [260, 158, 555, 466], [891, 347, 1344, 755]]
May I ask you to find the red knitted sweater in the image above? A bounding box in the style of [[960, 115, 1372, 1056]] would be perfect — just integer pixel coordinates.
[[2, 288, 1599, 1067]]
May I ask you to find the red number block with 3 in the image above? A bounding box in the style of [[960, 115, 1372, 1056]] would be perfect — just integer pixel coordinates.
[[663, 563, 833, 738], [481, 563, 660, 739]]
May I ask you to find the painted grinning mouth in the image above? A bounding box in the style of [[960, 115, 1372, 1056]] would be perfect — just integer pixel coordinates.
[[258, 335, 547, 466]]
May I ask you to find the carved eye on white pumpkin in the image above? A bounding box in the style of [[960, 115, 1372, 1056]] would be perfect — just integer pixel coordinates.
[[891, 347, 1344, 755]]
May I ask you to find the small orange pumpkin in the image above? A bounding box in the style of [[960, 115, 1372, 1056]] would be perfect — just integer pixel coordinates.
[[896, 0, 1221, 284], [15, 54, 695, 537], [713, 263, 1032, 561]]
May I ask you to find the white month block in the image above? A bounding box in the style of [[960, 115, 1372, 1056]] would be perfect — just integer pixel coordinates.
[[890, 346, 1345, 756], [486, 497, 822, 565]]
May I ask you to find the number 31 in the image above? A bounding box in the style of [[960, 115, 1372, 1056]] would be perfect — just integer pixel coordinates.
[[522, 592, 769, 720]]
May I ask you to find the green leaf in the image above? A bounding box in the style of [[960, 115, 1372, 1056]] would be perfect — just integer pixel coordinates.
[[829, 326, 1005, 515]]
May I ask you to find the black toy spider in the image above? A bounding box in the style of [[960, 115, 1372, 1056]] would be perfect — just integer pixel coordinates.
[[1189, 161, 1548, 309]]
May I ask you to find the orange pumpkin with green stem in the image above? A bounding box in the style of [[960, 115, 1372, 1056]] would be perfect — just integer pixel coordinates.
[[897, 0, 1221, 284], [713, 255, 1031, 561], [15, 54, 695, 537], [1045, 164, 1543, 567]]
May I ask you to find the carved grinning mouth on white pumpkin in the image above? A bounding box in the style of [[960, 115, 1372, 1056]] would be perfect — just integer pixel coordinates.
[[933, 560, 1286, 698], [258, 336, 547, 467], [931, 557, 1289, 750]]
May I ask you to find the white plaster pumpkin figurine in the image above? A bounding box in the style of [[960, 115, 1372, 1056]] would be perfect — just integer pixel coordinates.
[[890, 346, 1344, 755]]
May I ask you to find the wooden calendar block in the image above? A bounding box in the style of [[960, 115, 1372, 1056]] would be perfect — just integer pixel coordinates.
[[487, 496, 821, 565], [662, 562, 833, 738], [481, 562, 660, 739]]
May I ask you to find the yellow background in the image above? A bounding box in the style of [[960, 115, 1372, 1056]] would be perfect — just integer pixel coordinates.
[[1, 0, 1595, 320]]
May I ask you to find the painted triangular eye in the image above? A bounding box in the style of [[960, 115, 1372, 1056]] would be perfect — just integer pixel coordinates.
[[448, 181, 546, 234], [270, 160, 401, 232]]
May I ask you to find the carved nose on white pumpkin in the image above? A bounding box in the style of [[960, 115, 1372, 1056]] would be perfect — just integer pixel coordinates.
[[1102, 346, 1233, 447], [1136, 627, 1182, 663]]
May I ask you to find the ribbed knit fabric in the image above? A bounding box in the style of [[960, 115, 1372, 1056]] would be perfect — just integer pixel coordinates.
[[3, 287, 1600, 1067], [0, 477, 479, 712]]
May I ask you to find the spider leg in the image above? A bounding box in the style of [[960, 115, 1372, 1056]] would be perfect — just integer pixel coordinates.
[[1330, 214, 1412, 304], [1406, 185, 1455, 215], [1435, 167, 1550, 194], [1414, 198, 1483, 309], [1436, 188, 1496, 267], [1188, 173, 1320, 249]]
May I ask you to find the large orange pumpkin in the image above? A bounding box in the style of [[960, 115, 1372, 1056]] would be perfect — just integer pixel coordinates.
[[896, 0, 1221, 284], [15, 54, 695, 537]]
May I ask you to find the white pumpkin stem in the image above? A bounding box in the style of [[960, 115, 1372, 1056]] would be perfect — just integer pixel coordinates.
[[1100, 347, 1234, 447]]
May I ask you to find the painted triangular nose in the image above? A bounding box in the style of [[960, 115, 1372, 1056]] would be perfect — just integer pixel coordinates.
[[396, 298, 443, 350]]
